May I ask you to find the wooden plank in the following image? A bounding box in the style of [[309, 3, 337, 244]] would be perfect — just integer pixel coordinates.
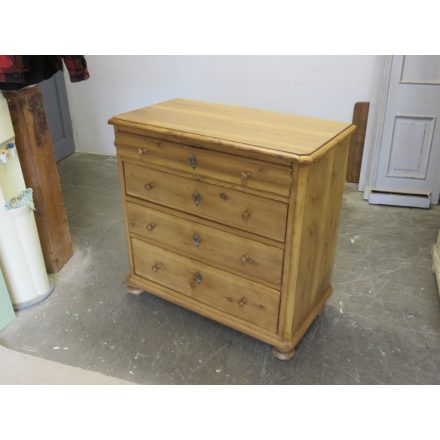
[[277, 164, 308, 340], [346, 102, 369, 183], [290, 153, 334, 331], [132, 238, 280, 332], [124, 161, 288, 242], [4, 86, 72, 273], [290, 137, 351, 334], [321, 137, 351, 287], [109, 98, 352, 158]]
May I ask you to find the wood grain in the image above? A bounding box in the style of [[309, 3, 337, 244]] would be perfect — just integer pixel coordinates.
[[110, 99, 355, 359], [127, 201, 284, 286], [4, 86, 72, 273], [124, 162, 288, 242], [132, 238, 280, 332], [116, 132, 292, 197], [109, 98, 352, 160], [289, 137, 351, 334], [124, 194, 285, 249], [346, 102, 369, 183]]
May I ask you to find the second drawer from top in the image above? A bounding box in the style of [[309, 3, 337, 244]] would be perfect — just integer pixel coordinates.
[[124, 161, 288, 242]]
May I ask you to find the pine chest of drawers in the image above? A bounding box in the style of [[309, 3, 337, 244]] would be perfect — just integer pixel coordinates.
[[109, 99, 355, 360]]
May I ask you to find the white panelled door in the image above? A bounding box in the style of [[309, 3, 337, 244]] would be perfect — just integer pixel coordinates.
[[368, 55, 440, 207]]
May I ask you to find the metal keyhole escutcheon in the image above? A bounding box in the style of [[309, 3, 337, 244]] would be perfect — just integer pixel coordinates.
[[193, 233, 201, 247], [192, 191, 201, 206], [191, 272, 203, 288], [187, 154, 198, 170]]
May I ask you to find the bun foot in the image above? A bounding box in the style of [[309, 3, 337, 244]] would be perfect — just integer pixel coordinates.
[[127, 284, 143, 296], [272, 346, 296, 361]]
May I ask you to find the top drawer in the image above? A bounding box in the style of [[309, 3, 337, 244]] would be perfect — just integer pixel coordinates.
[[115, 131, 292, 197]]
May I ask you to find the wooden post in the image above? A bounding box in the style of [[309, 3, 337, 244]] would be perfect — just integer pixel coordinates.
[[346, 102, 370, 183], [4, 85, 73, 273]]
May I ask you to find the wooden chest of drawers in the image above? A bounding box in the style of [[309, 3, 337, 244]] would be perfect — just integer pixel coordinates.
[[109, 99, 355, 360]]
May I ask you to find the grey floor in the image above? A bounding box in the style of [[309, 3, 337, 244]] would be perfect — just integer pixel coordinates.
[[1, 153, 439, 384]]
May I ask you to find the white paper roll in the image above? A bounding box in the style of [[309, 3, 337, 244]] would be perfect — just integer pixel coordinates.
[[10, 206, 50, 297], [0, 207, 36, 305]]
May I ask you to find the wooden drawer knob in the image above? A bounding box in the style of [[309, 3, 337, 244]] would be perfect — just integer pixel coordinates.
[[146, 223, 156, 231], [144, 182, 154, 190], [240, 254, 257, 266], [137, 148, 148, 155], [238, 297, 247, 306], [152, 263, 162, 272], [241, 171, 251, 182], [241, 209, 251, 220]]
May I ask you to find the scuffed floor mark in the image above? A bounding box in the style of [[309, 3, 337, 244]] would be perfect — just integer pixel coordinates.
[[350, 235, 360, 244], [58, 246, 93, 284]]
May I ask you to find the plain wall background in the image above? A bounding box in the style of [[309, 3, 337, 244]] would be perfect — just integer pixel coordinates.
[[64, 55, 386, 189]]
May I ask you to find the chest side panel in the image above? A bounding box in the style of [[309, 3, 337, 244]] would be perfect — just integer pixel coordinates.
[[288, 136, 351, 336]]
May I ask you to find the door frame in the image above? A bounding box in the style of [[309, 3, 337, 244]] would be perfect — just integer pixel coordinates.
[[362, 55, 440, 207], [363, 55, 393, 196]]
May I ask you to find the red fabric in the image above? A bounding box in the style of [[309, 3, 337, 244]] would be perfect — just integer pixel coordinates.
[[62, 56, 90, 82], [0, 55, 16, 69], [0, 55, 89, 88]]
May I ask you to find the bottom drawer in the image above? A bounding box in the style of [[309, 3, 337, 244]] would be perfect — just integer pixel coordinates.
[[132, 238, 280, 332]]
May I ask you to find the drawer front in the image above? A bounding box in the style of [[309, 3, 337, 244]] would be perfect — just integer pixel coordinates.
[[124, 162, 288, 242], [116, 131, 292, 197], [127, 202, 284, 286], [132, 238, 280, 332]]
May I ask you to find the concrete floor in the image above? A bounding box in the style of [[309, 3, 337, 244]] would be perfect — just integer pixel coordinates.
[[0, 346, 132, 384], [1, 153, 439, 384]]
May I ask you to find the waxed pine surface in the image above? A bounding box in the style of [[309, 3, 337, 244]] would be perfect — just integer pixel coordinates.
[[110, 98, 351, 157], [1, 153, 440, 385]]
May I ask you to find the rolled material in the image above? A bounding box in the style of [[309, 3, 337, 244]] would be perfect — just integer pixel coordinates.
[[0, 206, 52, 309]]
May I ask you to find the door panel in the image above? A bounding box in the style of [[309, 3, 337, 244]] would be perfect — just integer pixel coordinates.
[[41, 71, 75, 161], [401, 56, 440, 84], [371, 55, 440, 205], [387, 115, 435, 179]]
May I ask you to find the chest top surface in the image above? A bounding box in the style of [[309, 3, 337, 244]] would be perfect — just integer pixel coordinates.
[[109, 98, 353, 161]]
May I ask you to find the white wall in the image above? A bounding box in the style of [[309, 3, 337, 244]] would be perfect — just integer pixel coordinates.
[[65, 55, 385, 188]]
